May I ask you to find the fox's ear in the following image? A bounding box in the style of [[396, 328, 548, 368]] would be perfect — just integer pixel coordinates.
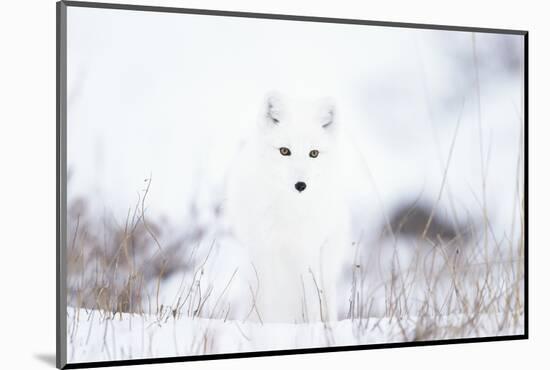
[[319, 101, 336, 132], [264, 92, 283, 127]]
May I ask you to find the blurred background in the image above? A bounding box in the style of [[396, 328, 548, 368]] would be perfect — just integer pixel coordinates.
[[66, 7, 524, 319]]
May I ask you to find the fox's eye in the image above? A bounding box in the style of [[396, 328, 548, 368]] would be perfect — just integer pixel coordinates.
[[279, 147, 291, 156], [309, 150, 319, 158]]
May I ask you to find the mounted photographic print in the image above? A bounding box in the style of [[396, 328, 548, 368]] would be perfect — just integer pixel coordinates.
[[56, 1, 528, 368]]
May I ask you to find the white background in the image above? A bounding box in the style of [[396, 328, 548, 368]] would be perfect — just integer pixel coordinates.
[[0, 0, 545, 369]]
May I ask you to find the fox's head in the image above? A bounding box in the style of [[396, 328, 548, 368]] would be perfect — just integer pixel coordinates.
[[255, 92, 340, 194]]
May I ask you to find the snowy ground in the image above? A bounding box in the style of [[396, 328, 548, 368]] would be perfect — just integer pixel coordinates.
[[67, 306, 523, 364]]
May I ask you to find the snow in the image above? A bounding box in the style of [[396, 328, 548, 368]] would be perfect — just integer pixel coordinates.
[[67, 306, 524, 363]]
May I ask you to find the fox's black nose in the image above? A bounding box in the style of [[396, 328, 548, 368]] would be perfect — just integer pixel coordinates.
[[295, 181, 307, 192]]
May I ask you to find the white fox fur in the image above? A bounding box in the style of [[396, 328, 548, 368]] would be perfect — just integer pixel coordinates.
[[225, 92, 351, 323]]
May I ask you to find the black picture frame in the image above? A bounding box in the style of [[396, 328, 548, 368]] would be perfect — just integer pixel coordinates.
[[56, 1, 528, 368]]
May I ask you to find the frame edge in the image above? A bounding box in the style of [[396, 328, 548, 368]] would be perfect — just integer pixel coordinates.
[[62, 0, 527, 35], [57, 1, 68, 369]]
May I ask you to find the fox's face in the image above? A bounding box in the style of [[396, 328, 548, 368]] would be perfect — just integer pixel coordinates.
[[256, 92, 339, 194]]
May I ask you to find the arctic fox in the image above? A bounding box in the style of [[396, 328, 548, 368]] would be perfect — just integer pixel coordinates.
[[225, 92, 351, 323]]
